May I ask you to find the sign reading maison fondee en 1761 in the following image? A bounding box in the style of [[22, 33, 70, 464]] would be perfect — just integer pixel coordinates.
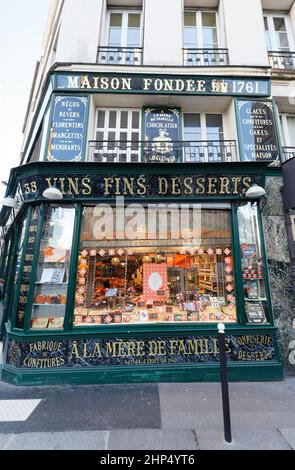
[[54, 73, 270, 97], [7, 334, 275, 369], [236, 100, 280, 163]]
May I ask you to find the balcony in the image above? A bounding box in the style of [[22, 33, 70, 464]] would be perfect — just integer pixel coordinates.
[[282, 147, 295, 162], [88, 140, 238, 163], [183, 48, 229, 66], [96, 46, 143, 66], [268, 51, 295, 70]]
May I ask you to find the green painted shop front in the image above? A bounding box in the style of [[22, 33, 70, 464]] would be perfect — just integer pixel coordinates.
[[0, 161, 283, 385]]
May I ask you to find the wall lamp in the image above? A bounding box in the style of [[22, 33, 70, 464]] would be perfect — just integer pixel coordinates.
[[0, 196, 18, 208], [42, 187, 64, 200], [245, 183, 267, 199]]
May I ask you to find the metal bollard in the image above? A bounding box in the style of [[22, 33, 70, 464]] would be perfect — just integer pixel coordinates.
[[217, 322, 232, 443]]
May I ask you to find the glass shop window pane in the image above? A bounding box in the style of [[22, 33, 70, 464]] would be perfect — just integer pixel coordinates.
[[184, 12, 197, 48], [264, 17, 272, 50], [206, 114, 224, 141], [273, 17, 287, 32], [287, 116, 295, 146], [30, 205, 75, 330], [109, 13, 122, 46], [73, 206, 237, 326], [120, 111, 128, 129], [273, 17, 290, 51], [183, 114, 201, 141], [127, 14, 141, 47], [109, 111, 117, 129], [97, 110, 105, 129], [132, 111, 140, 129], [202, 12, 217, 48], [237, 203, 269, 324]]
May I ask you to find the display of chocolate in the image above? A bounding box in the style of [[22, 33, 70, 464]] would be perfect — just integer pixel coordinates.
[[246, 285, 259, 299], [35, 294, 67, 305]]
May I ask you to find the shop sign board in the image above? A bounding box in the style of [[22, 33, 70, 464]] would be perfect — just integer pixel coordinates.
[[47, 96, 88, 162], [7, 334, 275, 369], [144, 108, 180, 163], [236, 100, 279, 163], [18, 173, 263, 200], [54, 73, 270, 97]]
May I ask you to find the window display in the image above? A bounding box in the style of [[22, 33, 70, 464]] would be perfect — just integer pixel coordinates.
[[74, 206, 237, 326], [237, 202, 268, 323], [30, 205, 75, 329]]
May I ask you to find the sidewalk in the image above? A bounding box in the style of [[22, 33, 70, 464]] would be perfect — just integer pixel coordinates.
[[0, 376, 294, 450]]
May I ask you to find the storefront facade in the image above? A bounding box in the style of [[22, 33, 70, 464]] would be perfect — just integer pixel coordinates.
[[0, 67, 284, 384]]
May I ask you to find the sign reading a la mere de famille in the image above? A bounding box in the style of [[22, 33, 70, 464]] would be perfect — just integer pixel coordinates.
[[7, 334, 275, 369]]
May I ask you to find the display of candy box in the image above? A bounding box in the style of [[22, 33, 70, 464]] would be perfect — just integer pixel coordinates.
[[47, 317, 64, 329], [101, 314, 115, 324], [148, 312, 159, 320], [31, 317, 49, 329], [187, 312, 199, 321], [75, 307, 88, 317], [174, 313, 187, 321], [74, 315, 83, 324], [125, 303, 134, 312]]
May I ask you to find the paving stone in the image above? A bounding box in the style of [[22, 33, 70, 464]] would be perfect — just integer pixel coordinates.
[[0, 384, 161, 433], [278, 429, 295, 450], [108, 429, 198, 450], [0, 434, 15, 450], [196, 429, 291, 450], [3, 431, 108, 450]]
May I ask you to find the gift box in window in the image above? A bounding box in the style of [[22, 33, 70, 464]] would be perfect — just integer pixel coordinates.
[[31, 317, 49, 329], [47, 317, 64, 329], [187, 312, 200, 321]]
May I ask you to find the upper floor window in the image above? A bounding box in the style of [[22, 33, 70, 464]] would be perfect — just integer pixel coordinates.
[[97, 10, 143, 65], [264, 14, 294, 52], [183, 11, 228, 66], [280, 114, 295, 161], [264, 13, 295, 69], [184, 11, 218, 49]]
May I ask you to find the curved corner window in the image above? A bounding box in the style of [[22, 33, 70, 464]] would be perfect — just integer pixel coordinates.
[[237, 202, 269, 324], [30, 205, 75, 330], [74, 204, 237, 327]]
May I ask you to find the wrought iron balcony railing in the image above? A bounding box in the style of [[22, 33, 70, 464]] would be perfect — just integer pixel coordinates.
[[282, 147, 295, 162], [268, 51, 295, 70], [96, 46, 143, 65], [88, 140, 237, 163], [183, 48, 229, 66]]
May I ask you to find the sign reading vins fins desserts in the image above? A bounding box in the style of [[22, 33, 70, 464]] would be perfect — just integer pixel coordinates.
[[47, 96, 88, 162], [236, 100, 279, 163], [144, 108, 180, 162]]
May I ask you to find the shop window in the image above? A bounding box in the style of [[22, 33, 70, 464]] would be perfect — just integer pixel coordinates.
[[30, 205, 75, 330], [237, 203, 269, 324], [73, 205, 237, 326], [91, 108, 141, 162]]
